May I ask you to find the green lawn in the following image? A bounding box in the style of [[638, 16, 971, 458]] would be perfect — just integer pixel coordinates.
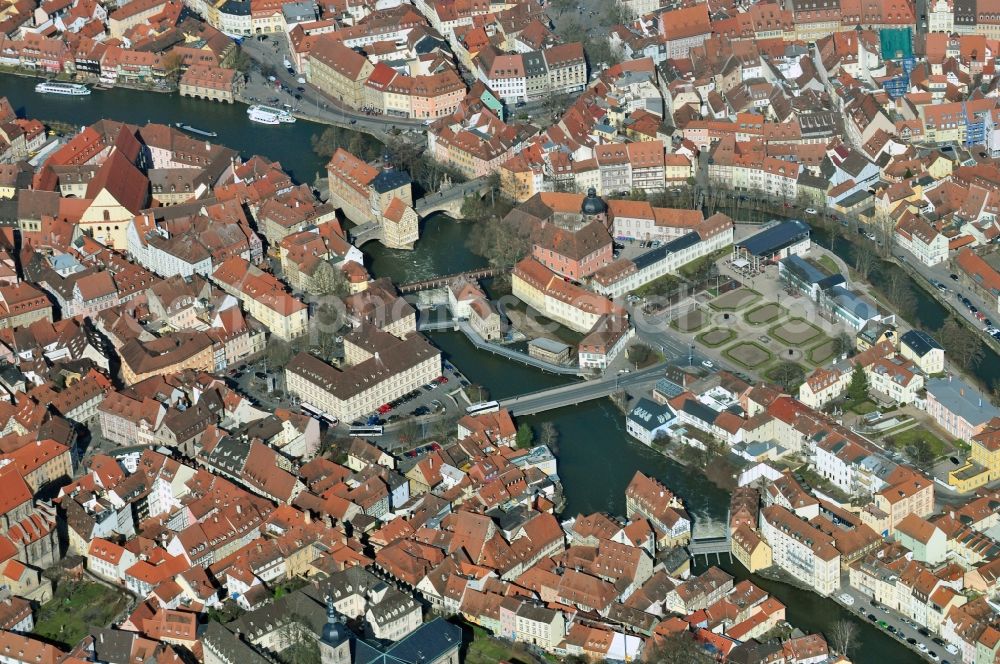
[[33, 581, 130, 648], [886, 426, 948, 457], [848, 400, 878, 415], [464, 625, 528, 664], [795, 466, 852, 504], [815, 255, 840, 275], [633, 273, 683, 298]]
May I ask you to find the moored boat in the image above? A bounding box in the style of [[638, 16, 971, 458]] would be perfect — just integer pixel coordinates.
[[35, 81, 90, 96], [247, 106, 281, 125], [174, 122, 218, 137]]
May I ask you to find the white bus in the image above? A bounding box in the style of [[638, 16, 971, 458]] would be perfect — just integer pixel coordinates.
[[348, 425, 384, 437], [465, 400, 500, 416], [300, 402, 338, 425]]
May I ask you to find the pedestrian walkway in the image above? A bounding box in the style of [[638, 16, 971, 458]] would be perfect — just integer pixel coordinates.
[[455, 321, 585, 375]]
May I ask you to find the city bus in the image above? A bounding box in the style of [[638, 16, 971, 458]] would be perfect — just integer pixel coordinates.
[[300, 402, 338, 425], [348, 425, 384, 437], [465, 400, 500, 416]]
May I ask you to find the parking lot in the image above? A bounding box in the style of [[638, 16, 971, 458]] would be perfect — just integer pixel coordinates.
[[836, 585, 958, 663], [359, 367, 467, 427], [223, 351, 471, 438]]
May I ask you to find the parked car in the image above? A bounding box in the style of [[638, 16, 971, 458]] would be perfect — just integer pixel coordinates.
[[838, 593, 855, 605], [805, 207, 817, 214], [951, 273, 960, 280]]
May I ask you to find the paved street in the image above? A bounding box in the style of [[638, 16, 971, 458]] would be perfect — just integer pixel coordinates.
[[894, 242, 998, 349], [835, 584, 958, 663]]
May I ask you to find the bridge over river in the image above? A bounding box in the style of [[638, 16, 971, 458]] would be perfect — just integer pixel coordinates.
[[414, 177, 489, 217], [400, 267, 508, 293], [497, 363, 667, 416]]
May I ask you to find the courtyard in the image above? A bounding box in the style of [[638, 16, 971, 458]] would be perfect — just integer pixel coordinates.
[[688, 260, 847, 384]]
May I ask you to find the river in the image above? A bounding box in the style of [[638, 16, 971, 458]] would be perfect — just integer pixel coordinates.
[[0, 73, 923, 662]]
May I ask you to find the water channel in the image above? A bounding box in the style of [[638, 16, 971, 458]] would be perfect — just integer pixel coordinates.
[[1, 73, 927, 662]]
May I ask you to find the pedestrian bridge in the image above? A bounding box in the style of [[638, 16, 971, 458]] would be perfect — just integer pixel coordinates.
[[399, 267, 507, 293]]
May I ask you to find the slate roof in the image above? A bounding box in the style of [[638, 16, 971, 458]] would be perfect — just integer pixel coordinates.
[[899, 329, 942, 358]]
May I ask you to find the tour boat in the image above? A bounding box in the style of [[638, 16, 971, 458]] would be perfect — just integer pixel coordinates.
[[247, 106, 281, 125], [250, 104, 296, 123], [35, 81, 90, 96]]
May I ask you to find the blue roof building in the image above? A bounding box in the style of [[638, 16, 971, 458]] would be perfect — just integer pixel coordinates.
[[820, 285, 881, 331], [355, 618, 461, 664], [733, 220, 811, 271], [626, 397, 675, 445], [778, 254, 846, 300]]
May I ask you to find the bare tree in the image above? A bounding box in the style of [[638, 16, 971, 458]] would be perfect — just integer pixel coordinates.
[[853, 242, 876, 281], [538, 421, 559, 450], [310, 261, 349, 297], [940, 319, 985, 369], [874, 214, 897, 257], [886, 269, 917, 318], [829, 619, 860, 656], [642, 633, 713, 663]]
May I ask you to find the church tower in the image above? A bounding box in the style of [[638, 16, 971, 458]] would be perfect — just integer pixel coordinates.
[[319, 595, 351, 664]]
